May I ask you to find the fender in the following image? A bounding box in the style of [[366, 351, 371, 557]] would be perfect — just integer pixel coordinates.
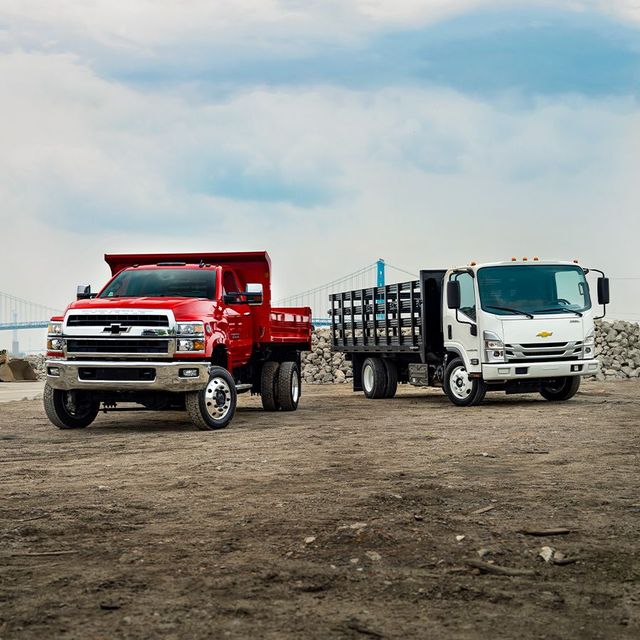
[[443, 341, 481, 374]]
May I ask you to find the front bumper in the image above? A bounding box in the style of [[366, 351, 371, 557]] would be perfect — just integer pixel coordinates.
[[482, 359, 599, 382], [45, 360, 210, 392]]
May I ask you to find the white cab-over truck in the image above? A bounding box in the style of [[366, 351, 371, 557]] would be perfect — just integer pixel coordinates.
[[330, 259, 610, 406]]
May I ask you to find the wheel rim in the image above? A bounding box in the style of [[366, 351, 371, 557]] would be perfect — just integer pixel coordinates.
[[449, 365, 473, 400], [204, 376, 232, 421], [363, 364, 374, 393], [62, 392, 93, 418], [291, 374, 300, 403]]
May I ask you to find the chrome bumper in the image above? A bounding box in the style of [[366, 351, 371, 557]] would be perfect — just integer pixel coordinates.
[[482, 359, 599, 382], [45, 359, 210, 392]]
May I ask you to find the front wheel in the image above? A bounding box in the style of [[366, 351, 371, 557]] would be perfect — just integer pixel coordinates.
[[186, 367, 237, 430], [540, 376, 581, 401], [443, 357, 486, 407], [43, 384, 99, 429]]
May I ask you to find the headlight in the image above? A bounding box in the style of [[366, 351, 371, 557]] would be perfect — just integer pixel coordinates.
[[582, 328, 595, 359], [177, 339, 205, 352], [47, 338, 64, 351], [483, 330, 505, 363], [48, 322, 63, 335], [176, 322, 205, 336]]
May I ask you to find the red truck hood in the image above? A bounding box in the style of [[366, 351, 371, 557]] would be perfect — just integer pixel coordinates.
[[67, 297, 215, 318]]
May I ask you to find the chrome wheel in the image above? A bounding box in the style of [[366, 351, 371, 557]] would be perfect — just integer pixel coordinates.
[[449, 365, 472, 400], [204, 376, 232, 420]]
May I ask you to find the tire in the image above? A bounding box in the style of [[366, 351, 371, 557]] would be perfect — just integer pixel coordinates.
[[382, 359, 398, 398], [186, 366, 237, 430], [261, 361, 280, 411], [43, 384, 99, 429], [540, 376, 581, 401], [443, 357, 487, 407], [362, 357, 388, 399], [276, 361, 301, 412]]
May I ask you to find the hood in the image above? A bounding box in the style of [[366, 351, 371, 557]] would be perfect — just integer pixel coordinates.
[[501, 316, 584, 345], [67, 296, 216, 318]]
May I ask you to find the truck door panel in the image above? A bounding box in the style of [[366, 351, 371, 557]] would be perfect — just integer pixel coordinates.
[[222, 270, 253, 368]]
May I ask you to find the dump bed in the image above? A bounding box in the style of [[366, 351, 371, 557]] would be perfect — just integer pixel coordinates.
[[269, 307, 312, 346], [330, 270, 446, 361]]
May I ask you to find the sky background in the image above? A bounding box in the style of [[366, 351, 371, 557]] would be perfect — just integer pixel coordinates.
[[0, 0, 639, 351]]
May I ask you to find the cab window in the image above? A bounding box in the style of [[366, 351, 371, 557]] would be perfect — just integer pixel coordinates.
[[452, 272, 476, 321]]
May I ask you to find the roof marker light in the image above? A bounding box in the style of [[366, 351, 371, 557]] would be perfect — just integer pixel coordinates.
[[511, 257, 517, 262], [573, 259, 579, 263], [470, 261, 477, 266], [533, 256, 539, 261], [522, 257, 528, 261]]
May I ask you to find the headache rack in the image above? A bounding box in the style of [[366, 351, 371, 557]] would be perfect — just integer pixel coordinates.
[[329, 270, 446, 359]]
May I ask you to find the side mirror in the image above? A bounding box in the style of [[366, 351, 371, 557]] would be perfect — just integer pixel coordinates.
[[77, 284, 92, 300], [597, 277, 610, 305], [447, 280, 461, 309], [245, 283, 263, 305]]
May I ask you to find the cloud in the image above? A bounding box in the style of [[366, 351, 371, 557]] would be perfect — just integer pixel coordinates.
[[0, 2, 639, 350]]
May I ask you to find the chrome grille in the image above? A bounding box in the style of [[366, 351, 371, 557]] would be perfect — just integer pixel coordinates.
[[67, 314, 169, 327], [505, 341, 583, 363]]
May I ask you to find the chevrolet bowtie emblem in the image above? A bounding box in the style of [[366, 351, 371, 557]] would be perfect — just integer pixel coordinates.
[[537, 331, 553, 338], [103, 324, 131, 335]]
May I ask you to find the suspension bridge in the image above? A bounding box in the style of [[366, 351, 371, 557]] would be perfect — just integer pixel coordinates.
[[274, 259, 418, 325], [0, 259, 417, 353]]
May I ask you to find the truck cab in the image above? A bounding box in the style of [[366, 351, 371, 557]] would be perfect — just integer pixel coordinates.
[[443, 259, 608, 404], [44, 251, 311, 430]]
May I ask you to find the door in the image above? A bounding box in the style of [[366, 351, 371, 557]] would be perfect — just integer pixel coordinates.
[[222, 270, 253, 368], [446, 271, 481, 367]]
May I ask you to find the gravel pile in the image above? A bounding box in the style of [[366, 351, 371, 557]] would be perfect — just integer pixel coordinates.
[[302, 320, 640, 384]]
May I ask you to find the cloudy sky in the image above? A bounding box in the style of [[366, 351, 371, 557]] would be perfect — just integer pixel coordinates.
[[1, 0, 639, 349]]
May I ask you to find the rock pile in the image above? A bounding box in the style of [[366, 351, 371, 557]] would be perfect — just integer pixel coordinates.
[[594, 319, 640, 380], [301, 320, 640, 384], [25, 354, 47, 380]]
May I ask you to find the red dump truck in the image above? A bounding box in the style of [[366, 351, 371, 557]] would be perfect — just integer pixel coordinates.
[[44, 251, 311, 430]]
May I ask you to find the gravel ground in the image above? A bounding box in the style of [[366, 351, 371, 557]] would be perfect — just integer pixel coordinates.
[[1, 381, 639, 639]]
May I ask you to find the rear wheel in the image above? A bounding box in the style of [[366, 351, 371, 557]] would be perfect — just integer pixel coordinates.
[[362, 357, 388, 399], [43, 384, 99, 429], [186, 367, 237, 430], [261, 361, 280, 411], [276, 361, 301, 411], [540, 376, 581, 401], [382, 359, 398, 398], [443, 357, 486, 407]]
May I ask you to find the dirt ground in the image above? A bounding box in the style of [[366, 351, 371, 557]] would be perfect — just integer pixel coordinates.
[[1, 381, 639, 640]]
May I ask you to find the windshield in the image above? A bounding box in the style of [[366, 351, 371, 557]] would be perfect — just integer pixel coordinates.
[[477, 265, 591, 316], [100, 268, 216, 299]]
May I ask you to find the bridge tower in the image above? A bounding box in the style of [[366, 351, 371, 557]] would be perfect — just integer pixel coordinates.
[[11, 311, 19, 356]]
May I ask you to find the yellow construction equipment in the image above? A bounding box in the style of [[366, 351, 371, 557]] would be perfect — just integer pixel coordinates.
[[0, 350, 38, 382]]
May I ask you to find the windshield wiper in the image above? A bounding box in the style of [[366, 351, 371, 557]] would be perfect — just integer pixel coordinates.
[[485, 305, 534, 319], [534, 307, 583, 317]]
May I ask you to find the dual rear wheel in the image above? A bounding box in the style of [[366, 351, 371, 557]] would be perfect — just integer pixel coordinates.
[[361, 357, 397, 399], [261, 361, 301, 412]]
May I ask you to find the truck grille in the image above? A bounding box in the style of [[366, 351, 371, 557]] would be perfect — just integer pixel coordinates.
[[66, 339, 170, 354], [67, 314, 169, 327], [505, 341, 583, 363]]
